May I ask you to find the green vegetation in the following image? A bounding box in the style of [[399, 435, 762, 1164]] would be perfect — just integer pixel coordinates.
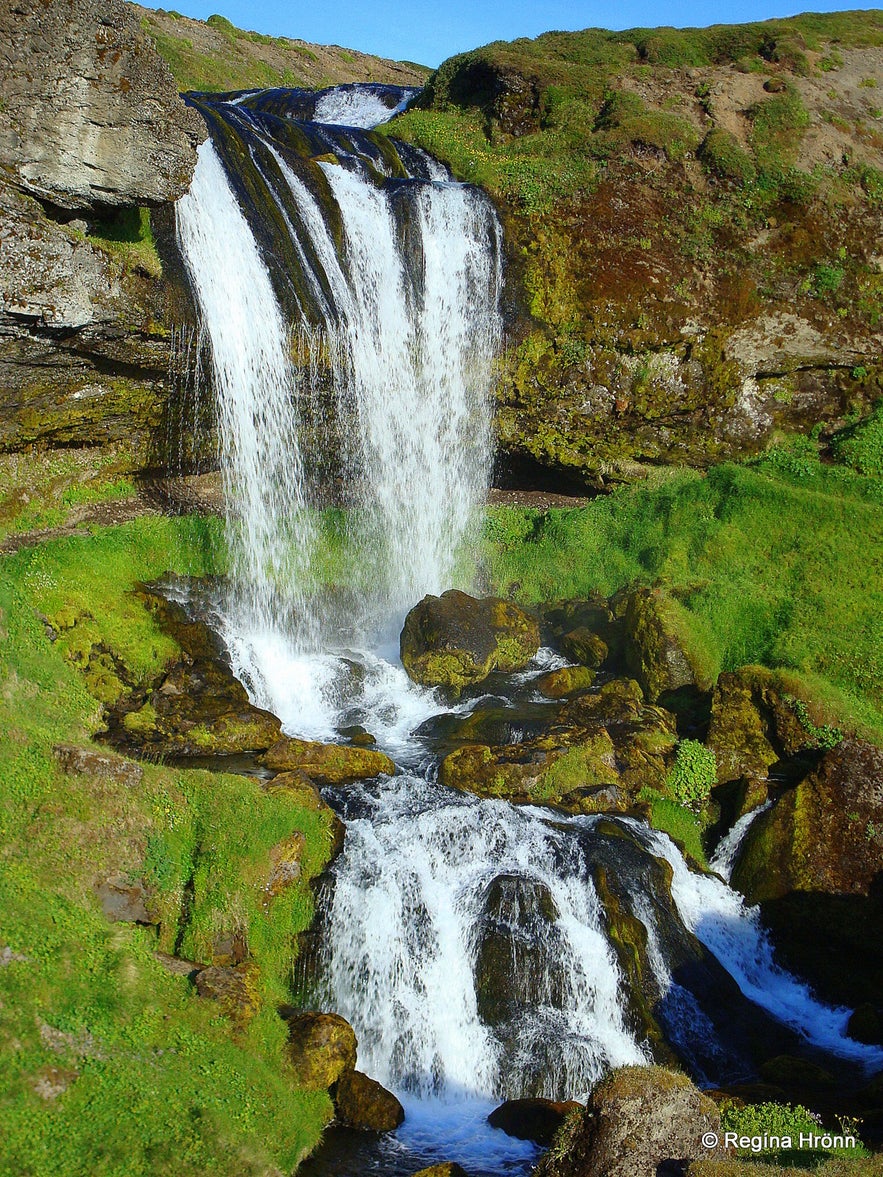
[[81, 207, 162, 280], [0, 517, 336, 1175], [666, 739, 717, 805], [833, 401, 883, 477], [638, 790, 709, 866], [719, 1101, 869, 1164], [482, 451, 883, 742]]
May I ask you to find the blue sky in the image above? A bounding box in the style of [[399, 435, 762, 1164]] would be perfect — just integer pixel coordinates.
[[164, 1, 879, 68]]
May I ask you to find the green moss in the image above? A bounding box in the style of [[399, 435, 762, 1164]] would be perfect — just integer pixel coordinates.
[[699, 127, 757, 184]]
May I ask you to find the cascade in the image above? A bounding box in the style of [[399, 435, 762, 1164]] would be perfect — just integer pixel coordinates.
[[175, 86, 882, 1175]]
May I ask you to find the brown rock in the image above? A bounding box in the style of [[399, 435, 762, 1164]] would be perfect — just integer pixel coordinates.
[[623, 588, 706, 702], [535, 665, 596, 698], [194, 963, 261, 1028], [334, 1069, 405, 1131], [533, 1065, 719, 1177], [54, 743, 142, 787], [264, 832, 306, 899], [409, 1166, 469, 1177], [95, 876, 154, 924], [487, 1097, 582, 1145], [282, 1011, 358, 1089]]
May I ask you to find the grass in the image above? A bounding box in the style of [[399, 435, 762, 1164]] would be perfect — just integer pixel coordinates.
[[481, 454, 883, 742], [0, 517, 336, 1175], [81, 208, 163, 280]]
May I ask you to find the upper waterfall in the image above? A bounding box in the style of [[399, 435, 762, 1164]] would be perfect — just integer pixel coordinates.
[[175, 84, 502, 655]]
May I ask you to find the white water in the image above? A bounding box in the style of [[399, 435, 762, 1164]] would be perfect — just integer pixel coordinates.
[[175, 140, 319, 647], [709, 800, 772, 882], [638, 821, 883, 1067], [313, 85, 419, 127]]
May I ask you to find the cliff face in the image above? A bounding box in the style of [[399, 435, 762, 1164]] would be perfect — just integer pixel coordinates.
[[0, 0, 206, 484], [389, 15, 883, 486]]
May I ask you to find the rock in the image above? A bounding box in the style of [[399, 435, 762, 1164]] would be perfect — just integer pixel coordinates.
[[733, 739, 883, 902], [560, 678, 645, 727], [731, 739, 883, 1007], [53, 743, 142, 787], [32, 1066, 78, 1101], [400, 590, 540, 691], [439, 730, 619, 808], [535, 665, 596, 698], [0, 0, 204, 211], [848, 1003, 883, 1046], [559, 628, 609, 669], [154, 951, 202, 978], [264, 832, 306, 900], [533, 1065, 719, 1177], [194, 963, 261, 1028], [333, 1069, 405, 1131], [409, 1166, 469, 1177], [759, 1056, 835, 1088], [623, 588, 706, 702], [282, 1011, 358, 1089], [487, 1098, 582, 1146], [263, 772, 347, 858], [261, 737, 394, 785], [95, 876, 155, 924]]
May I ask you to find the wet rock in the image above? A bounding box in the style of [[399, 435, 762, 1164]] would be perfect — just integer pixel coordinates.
[[282, 1011, 358, 1089], [541, 597, 622, 666], [487, 1098, 582, 1145], [623, 588, 707, 702], [95, 876, 155, 924], [439, 730, 619, 808], [333, 1069, 405, 1131], [560, 678, 645, 727], [409, 1166, 469, 1177], [415, 701, 563, 758], [0, 0, 204, 211], [533, 1065, 719, 1177], [535, 665, 596, 698], [400, 590, 540, 691], [194, 963, 261, 1029], [706, 669, 780, 784], [261, 737, 394, 785], [731, 739, 883, 1007], [848, 1003, 883, 1046], [53, 743, 142, 787], [759, 1055, 835, 1088], [559, 628, 609, 669]]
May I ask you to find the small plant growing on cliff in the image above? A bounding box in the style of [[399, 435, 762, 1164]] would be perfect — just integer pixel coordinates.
[[666, 739, 717, 806], [786, 696, 843, 750]]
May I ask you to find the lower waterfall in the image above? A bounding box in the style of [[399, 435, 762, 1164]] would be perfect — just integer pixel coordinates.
[[173, 84, 883, 1176]]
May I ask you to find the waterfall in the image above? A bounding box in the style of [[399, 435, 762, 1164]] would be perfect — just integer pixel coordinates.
[[175, 87, 501, 661]]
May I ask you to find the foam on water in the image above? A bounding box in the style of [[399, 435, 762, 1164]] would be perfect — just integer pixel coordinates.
[[709, 800, 772, 882], [313, 84, 419, 128]]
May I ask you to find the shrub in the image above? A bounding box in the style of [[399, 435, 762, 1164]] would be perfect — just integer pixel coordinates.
[[666, 739, 717, 806], [698, 127, 757, 183]]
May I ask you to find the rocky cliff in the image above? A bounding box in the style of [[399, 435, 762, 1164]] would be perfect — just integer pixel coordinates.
[[389, 13, 883, 486]]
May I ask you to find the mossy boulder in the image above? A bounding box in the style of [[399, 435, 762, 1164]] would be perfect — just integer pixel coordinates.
[[333, 1069, 405, 1131], [263, 772, 346, 857], [560, 678, 645, 726], [534, 1065, 719, 1177], [623, 588, 707, 702], [282, 1011, 358, 1089], [400, 590, 540, 690], [263, 832, 306, 901], [558, 628, 609, 669], [541, 597, 621, 666], [438, 730, 619, 809], [410, 1166, 469, 1177], [535, 664, 596, 698], [261, 737, 395, 785], [194, 962, 261, 1030]]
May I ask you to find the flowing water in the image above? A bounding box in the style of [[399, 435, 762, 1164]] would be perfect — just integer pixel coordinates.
[[175, 84, 883, 1176]]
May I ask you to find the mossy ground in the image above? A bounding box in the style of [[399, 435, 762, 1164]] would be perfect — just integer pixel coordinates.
[[0, 517, 335, 1176]]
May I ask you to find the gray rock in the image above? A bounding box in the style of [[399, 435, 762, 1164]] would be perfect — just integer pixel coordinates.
[[95, 876, 155, 923], [0, 0, 204, 211], [54, 742, 143, 787]]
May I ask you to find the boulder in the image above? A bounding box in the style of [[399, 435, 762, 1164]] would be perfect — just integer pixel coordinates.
[[53, 743, 142, 787], [409, 1166, 469, 1177], [541, 597, 622, 666], [263, 772, 346, 858], [535, 665, 596, 699], [0, 0, 204, 211], [282, 1011, 358, 1089], [264, 832, 306, 900], [333, 1069, 404, 1131], [400, 590, 540, 691], [533, 1066, 719, 1177], [558, 628, 609, 669], [560, 678, 645, 727], [623, 588, 706, 702], [439, 731, 619, 808], [95, 876, 154, 924], [487, 1098, 582, 1146], [261, 737, 394, 785]]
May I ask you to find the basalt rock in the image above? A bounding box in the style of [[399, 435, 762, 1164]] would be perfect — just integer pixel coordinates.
[[623, 588, 707, 703], [533, 1066, 719, 1177], [535, 665, 596, 698], [333, 1069, 405, 1131], [53, 742, 142, 787], [282, 1011, 358, 1089], [194, 962, 261, 1029], [400, 590, 540, 691], [487, 1097, 582, 1146]]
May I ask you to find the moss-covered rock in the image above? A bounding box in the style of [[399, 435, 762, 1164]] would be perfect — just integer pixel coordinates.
[[624, 587, 707, 702], [261, 737, 395, 785], [534, 1065, 719, 1177], [333, 1069, 405, 1131], [282, 1011, 358, 1089], [194, 962, 261, 1030], [400, 589, 540, 690], [487, 1098, 583, 1146], [535, 664, 596, 698]]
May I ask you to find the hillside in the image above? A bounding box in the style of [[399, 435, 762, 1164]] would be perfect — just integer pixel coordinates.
[[134, 4, 430, 92], [386, 11, 883, 486]]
